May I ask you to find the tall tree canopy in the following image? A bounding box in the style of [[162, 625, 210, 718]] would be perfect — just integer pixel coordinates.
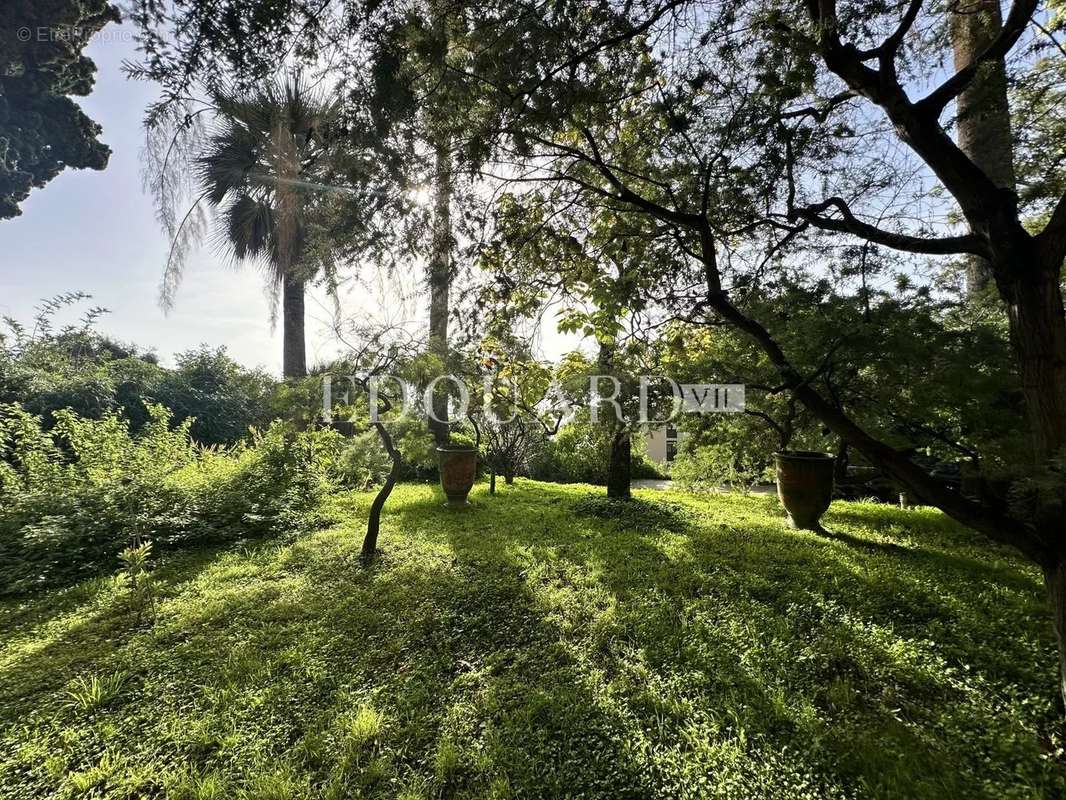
[[0, 0, 120, 219], [461, 0, 1066, 699], [127, 0, 1066, 707]]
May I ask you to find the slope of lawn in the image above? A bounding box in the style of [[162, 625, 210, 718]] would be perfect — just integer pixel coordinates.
[[0, 480, 1063, 799]]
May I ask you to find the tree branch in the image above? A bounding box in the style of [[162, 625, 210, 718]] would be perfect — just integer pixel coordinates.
[[916, 0, 1039, 117], [1037, 192, 1066, 267], [697, 267, 1049, 566], [880, 0, 925, 58], [791, 197, 989, 256], [779, 90, 856, 121]]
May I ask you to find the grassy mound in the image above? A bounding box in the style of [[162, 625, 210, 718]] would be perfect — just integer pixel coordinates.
[[0, 481, 1062, 798]]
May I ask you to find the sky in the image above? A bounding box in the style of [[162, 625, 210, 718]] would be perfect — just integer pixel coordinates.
[[0, 19, 576, 374]]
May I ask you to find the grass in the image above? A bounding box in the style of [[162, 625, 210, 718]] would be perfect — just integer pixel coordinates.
[[0, 479, 1063, 798]]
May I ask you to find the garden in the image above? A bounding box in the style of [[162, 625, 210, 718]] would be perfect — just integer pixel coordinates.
[[2, 483, 1062, 799], [3, 0, 1066, 797]]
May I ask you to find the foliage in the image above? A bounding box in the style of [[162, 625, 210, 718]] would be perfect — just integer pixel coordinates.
[[116, 541, 155, 620], [0, 404, 344, 594], [531, 412, 663, 485], [446, 432, 475, 449], [659, 280, 1026, 484], [1, 294, 157, 425], [335, 415, 436, 490], [1013, 0, 1066, 210], [0, 481, 1061, 798], [153, 346, 276, 446], [1, 298, 279, 446], [0, 0, 120, 218], [670, 437, 776, 493], [337, 429, 394, 491]]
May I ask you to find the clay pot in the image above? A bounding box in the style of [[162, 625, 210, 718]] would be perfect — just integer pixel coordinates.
[[774, 451, 835, 530], [437, 447, 477, 508]]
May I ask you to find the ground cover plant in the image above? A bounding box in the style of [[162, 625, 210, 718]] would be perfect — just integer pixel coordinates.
[[0, 481, 1062, 799]]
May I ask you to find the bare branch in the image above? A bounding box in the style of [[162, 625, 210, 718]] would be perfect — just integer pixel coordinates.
[[779, 90, 856, 121], [791, 197, 989, 256]]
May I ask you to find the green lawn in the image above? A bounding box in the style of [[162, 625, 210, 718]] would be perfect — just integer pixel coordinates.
[[0, 480, 1063, 799]]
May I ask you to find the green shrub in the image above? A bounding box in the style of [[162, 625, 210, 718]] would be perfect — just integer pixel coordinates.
[[1, 301, 277, 446], [116, 540, 156, 620], [337, 429, 395, 490], [446, 432, 476, 449], [0, 404, 345, 595], [670, 440, 774, 492], [334, 416, 436, 490], [153, 346, 277, 445], [531, 416, 662, 484]]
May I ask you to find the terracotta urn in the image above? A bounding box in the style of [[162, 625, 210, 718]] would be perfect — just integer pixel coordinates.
[[437, 447, 477, 508], [774, 451, 835, 531]]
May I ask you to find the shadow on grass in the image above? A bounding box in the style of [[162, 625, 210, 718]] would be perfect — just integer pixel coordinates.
[[0, 480, 1060, 798], [382, 481, 1060, 796], [0, 537, 287, 712]]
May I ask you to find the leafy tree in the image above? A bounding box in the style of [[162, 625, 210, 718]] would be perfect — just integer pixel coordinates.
[[661, 280, 1024, 486], [479, 194, 680, 498], [154, 346, 276, 446], [446, 0, 1066, 702], [130, 1, 481, 429], [466, 340, 555, 492], [0, 0, 120, 218]]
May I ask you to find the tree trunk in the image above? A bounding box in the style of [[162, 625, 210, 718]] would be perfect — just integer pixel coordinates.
[[1001, 263, 1066, 461], [1045, 560, 1066, 710], [607, 429, 632, 499], [951, 0, 1016, 295], [504, 469, 515, 485], [362, 422, 402, 562], [427, 136, 452, 445], [597, 336, 631, 499], [489, 468, 497, 494], [834, 439, 849, 483], [282, 274, 306, 379]]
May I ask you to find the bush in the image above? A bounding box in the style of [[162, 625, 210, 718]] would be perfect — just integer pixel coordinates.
[[336, 429, 395, 490], [447, 432, 476, 449], [1, 300, 277, 446], [531, 416, 662, 484], [0, 404, 344, 595], [334, 416, 437, 490], [154, 346, 277, 445], [670, 440, 774, 492]]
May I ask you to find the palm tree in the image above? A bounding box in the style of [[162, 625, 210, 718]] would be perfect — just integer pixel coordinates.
[[196, 75, 337, 378]]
